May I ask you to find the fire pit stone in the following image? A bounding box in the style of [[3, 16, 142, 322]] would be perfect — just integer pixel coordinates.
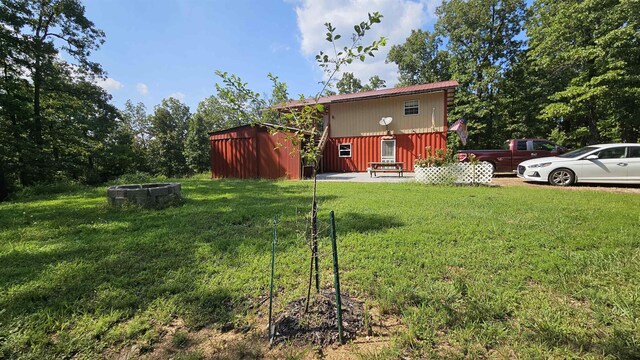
[[107, 183, 181, 208]]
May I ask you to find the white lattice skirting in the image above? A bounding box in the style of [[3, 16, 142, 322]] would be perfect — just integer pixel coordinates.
[[415, 162, 493, 184]]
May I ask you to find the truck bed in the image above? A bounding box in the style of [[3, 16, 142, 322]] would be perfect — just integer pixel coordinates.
[[458, 149, 510, 154], [456, 139, 566, 173]]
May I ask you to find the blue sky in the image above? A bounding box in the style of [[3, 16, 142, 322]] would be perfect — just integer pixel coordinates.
[[86, 0, 442, 112]]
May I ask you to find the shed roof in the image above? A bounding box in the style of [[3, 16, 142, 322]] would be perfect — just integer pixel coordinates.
[[208, 122, 311, 136], [273, 80, 459, 109]]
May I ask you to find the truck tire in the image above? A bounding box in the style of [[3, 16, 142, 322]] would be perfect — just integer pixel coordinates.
[[548, 168, 575, 186], [488, 162, 496, 177]]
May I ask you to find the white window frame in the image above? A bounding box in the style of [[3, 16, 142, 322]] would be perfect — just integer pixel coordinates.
[[404, 100, 419, 116], [338, 143, 352, 158]]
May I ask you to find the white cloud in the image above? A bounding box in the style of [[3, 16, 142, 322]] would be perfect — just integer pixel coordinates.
[[294, 0, 441, 87], [169, 92, 186, 101], [136, 83, 149, 96], [96, 77, 123, 92]]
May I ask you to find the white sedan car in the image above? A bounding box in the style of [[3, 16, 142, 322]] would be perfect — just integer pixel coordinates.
[[517, 143, 640, 186]]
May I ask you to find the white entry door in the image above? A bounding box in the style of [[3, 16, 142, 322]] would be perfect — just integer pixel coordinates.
[[381, 139, 396, 162]]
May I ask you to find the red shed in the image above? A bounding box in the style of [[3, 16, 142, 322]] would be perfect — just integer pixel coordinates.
[[209, 124, 302, 180]]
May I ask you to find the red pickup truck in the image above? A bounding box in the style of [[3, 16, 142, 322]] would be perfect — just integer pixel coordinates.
[[457, 139, 567, 173]]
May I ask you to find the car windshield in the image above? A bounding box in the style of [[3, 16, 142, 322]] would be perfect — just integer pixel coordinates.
[[557, 146, 598, 158]]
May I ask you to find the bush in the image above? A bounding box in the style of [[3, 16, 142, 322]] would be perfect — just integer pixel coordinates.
[[110, 172, 168, 185], [414, 146, 456, 167], [188, 173, 211, 180], [16, 180, 88, 198]]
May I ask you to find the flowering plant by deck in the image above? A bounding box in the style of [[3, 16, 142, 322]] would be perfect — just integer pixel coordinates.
[[415, 147, 492, 184], [414, 146, 455, 168]]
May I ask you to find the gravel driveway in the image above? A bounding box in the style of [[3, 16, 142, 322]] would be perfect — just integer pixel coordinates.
[[492, 175, 640, 194]]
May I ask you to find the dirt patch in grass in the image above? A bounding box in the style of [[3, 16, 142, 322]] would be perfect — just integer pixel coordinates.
[[442, 265, 466, 282], [272, 290, 364, 346], [108, 317, 253, 360], [107, 293, 401, 360], [526, 281, 592, 311], [269, 303, 404, 360]]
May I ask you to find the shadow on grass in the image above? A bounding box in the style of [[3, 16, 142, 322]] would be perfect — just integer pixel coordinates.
[[335, 212, 404, 234], [533, 320, 639, 359], [0, 179, 344, 358]]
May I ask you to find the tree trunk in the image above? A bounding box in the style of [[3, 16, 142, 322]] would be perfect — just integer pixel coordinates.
[[33, 58, 43, 147], [312, 168, 320, 293], [25, 57, 44, 186], [305, 164, 320, 312], [588, 102, 599, 145], [0, 165, 8, 201]]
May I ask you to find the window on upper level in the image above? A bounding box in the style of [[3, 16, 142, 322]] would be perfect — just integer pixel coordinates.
[[404, 100, 419, 115]]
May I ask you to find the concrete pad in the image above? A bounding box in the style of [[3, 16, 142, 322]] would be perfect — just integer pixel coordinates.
[[316, 172, 415, 183]]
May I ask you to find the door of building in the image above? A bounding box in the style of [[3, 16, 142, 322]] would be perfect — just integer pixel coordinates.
[[381, 139, 396, 162]]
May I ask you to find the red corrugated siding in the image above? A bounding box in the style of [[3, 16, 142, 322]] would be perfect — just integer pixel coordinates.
[[257, 131, 301, 179], [209, 126, 301, 179], [323, 132, 446, 172], [210, 137, 258, 178]]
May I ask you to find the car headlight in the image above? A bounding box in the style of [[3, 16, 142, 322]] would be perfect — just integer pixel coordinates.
[[528, 162, 552, 168]]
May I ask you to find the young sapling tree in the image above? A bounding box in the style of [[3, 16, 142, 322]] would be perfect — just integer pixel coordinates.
[[216, 12, 387, 310]]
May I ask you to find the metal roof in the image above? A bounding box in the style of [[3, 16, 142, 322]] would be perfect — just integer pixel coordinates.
[[208, 122, 312, 136], [273, 80, 459, 109]]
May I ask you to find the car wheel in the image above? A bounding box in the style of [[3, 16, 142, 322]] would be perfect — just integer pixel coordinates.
[[548, 168, 575, 186]]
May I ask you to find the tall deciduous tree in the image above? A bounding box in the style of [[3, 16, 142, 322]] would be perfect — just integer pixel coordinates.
[[528, 0, 640, 146], [436, 0, 527, 147], [192, 95, 234, 131], [1, 0, 110, 190], [10, 0, 104, 166], [121, 100, 152, 173], [0, 21, 32, 195], [499, 54, 557, 140], [38, 62, 132, 183], [184, 114, 211, 174], [148, 97, 190, 177], [386, 29, 451, 86], [336, 72, 363, 94], [362, 75, 387, 91], [336, 72, 386, 94]]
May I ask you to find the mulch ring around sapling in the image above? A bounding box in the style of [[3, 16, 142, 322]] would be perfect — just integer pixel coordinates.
[[272, 289, 364, 346]]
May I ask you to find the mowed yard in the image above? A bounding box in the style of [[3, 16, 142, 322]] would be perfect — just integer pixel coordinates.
[[0, 177, 639, 359]]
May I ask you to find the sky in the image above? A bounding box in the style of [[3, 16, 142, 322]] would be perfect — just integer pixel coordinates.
[[86, 0, 442, 112]]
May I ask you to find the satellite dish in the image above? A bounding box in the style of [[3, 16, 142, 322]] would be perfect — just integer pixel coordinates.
[[379, 117, 393, 126]]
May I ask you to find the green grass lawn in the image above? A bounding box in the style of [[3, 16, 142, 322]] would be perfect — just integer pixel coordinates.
[[1, 177, 639, 359]]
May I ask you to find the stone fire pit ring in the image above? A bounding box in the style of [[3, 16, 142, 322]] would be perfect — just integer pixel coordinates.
[[107, 183, 181, 208]]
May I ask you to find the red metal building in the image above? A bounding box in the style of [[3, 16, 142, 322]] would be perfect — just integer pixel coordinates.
[[278, 81, 458, 173], [323, 132, 447, 172], [319, 81, 457, 172], [210, 81, 458, 179], [209, 124, 302, 179]]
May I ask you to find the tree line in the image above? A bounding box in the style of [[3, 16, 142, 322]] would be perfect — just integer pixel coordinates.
[[2, 0, 639, 200], [386, 0, 640, 149], [0, 0, 271, 199]]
